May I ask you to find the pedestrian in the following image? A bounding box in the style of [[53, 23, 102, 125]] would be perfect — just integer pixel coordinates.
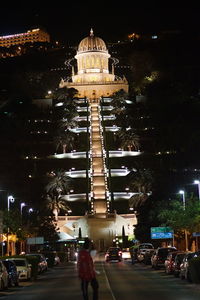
[[77, 238, 99, 300]]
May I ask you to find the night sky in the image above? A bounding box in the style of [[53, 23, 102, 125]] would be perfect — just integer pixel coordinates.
[[0, 2, 200, 44]]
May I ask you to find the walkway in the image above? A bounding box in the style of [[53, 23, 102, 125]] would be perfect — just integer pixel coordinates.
[[89, 99, 108, 214]]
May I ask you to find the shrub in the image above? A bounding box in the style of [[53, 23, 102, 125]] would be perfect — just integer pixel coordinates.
[[57, 251, 68, 262], [42, 251, 55, 268], [189, 257, 200, 284], [25, 255, 39, 280]]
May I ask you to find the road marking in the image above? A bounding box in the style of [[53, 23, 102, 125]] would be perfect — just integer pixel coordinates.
[[101, 262, 117, 300]]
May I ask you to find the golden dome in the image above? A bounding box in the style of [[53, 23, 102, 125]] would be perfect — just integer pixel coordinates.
[[78, 29, 107, 53]]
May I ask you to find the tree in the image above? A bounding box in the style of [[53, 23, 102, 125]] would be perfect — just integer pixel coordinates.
[[158, 195, 200, 234], [116, 128, 140, 151], [45, 170, 72, 219], [37, 216, 60, 244], [54, 130, 76, 154], [111, 89, 128, 109], [127, 169, 154, 209]]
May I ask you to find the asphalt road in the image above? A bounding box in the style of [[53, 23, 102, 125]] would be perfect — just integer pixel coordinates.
[[1, 259, 200, 300]]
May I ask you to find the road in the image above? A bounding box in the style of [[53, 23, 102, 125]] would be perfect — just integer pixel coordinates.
[[1, 259, 200, 300]]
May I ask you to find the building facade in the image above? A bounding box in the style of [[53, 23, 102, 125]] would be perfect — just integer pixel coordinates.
[[59, 29, 128, 98], [56, 31, 138, 249], [0, 28, 50, 48]]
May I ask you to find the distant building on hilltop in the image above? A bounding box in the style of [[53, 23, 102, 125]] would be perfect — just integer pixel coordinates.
[[0, 28, 50, 48]]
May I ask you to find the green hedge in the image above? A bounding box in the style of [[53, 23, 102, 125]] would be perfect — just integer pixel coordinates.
[[57, 251, 68, 262], [42, 252, 55, 268], [189, 257, 200, 283]]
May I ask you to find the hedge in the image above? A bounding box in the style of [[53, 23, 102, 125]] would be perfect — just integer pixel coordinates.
[[189, 257, 200, 284]]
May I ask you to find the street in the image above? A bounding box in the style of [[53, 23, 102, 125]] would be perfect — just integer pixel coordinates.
[[1, 259, 200, 300]]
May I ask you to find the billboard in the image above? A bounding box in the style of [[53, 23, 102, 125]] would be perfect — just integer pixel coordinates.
[[27, 237, 44, 245], [151, 227, 174, 239]]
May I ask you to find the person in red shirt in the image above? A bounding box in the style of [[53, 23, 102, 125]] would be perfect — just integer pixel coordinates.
[[77, 238, 99, 300]]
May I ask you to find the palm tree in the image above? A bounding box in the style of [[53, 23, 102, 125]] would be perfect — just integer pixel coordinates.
[[54, 130, 76, 153], [127, 169, 154, 209], [116, 128, 140, 151], [59, 114, 78, 131], [45, 170, 72, 219], [111, 89, 128, 108], [45, 194, 71, 220]]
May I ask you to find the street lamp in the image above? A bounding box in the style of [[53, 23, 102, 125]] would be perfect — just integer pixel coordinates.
[[7, 195, 14, 211], [194, 180, 200, 201], [20, 202, 26, 215], [179, 190, 188, 251], [179, 190, 186, 210], [7, 195, 14, 256]]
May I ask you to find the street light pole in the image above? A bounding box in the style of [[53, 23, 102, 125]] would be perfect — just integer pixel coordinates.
[[20, 202, 26, 215], [179, 190, 188, 251], [194, 180, 200, 201], [7, 195, 14, 256]]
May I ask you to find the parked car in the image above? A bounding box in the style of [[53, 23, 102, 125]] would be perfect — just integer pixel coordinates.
[[151, 247, 177, 269], [143, 249, 155, 265], [3, 260, 19, 287], [164, 251, 182, 274], [0, 260, 8, 290], [173, 252, 186, 277], [105, 247, 122, 262], [180, 251, 200, 282], [26, 253, 48, 273], [9, 258, 31, 281], [122, 248, 131, 260], [137, 243, 154, 262]]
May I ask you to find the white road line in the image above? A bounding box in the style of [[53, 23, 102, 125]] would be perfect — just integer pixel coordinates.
[[101, 262, 117, 300]]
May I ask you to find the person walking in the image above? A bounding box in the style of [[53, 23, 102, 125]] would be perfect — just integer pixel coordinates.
[[77, 238, 99, 300]]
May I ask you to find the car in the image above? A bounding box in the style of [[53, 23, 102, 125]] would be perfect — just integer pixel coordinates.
[[143, 249, 155, 265], [3, 260, 19, 287], [105, 247, 122, 262], [0, 260, 9, 290], [26, 253, 48, 273], [180, 251, 200, 282], [151, 247, 177, 269], [122, 248, 131, 260], [9, 258, 31, 281], [137, 243, 154, 262], [164, 251, 181, 274], [173, 252, 186, 277]]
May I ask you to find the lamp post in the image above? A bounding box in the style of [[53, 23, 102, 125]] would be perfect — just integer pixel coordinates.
[[7, 195, 14, 211], [194, 180, 200, 201], [179, 190, 188, 251], [7, 195, 14, 256], [179, 190, 185, 210], [20, 202, 26, 215]]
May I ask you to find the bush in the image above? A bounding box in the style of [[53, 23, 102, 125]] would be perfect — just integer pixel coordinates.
[[25, 255, 39, 280], [42, 252, 55, 268], [189, 257, 200, 284], [57, 251, 68, 262]]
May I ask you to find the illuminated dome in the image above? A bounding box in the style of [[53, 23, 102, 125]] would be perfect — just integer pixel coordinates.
[[78, 29, 107, 53]]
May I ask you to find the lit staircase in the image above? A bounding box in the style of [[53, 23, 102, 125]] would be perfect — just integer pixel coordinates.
[[89, 99, 109, 214]]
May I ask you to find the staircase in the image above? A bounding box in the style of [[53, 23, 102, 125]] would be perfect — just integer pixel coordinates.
[[89, 99, 109, 214]]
